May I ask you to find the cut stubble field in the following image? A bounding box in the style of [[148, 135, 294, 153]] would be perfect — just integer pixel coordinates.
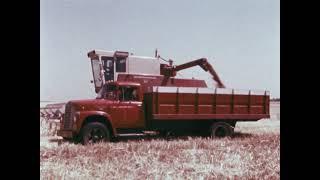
[[40, 103, 280, 180]]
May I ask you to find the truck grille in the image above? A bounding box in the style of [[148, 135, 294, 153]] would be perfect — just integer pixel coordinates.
[[63, 103, 73, 130]]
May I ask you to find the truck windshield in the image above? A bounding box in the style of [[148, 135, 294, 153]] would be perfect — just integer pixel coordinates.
[[96, 84, 118, 100]]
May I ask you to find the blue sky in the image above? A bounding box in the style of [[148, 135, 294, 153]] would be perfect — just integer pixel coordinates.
[[40, 0, 279, 101]]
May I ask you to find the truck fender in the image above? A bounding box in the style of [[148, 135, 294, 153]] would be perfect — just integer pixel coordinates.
[[77, 111, 117, 136]]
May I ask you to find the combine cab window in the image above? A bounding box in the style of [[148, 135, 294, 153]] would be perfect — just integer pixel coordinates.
[[116, 58, 126, 72], [91, 59, 103, 89], [101, 56, 114, 81]]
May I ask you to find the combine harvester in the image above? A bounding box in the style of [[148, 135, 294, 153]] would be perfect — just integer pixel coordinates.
[[56, 49, 270, 144], [40, 102, 65, 133]]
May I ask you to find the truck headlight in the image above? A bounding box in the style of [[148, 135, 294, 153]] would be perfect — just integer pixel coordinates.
[[72, 112, 80, 129]]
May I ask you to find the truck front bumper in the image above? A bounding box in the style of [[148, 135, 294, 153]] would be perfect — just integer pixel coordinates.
[[57, 130, 73, 138]]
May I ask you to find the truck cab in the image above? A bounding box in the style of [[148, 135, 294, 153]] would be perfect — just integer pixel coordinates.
[[100, 81, 144, 129], [57, 81, 145, 144]]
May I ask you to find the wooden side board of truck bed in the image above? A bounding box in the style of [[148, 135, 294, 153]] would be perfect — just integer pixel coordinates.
[[144, 86, 270, 121]]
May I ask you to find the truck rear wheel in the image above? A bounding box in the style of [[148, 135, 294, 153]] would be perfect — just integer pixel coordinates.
[[80, 122, 111, 145], [210, 122, 234, 138]]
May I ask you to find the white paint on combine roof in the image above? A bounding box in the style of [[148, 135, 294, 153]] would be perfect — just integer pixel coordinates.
[[89, 49, 161, 82], [127, 56, 160, 76], [90, 49, 115, 57]]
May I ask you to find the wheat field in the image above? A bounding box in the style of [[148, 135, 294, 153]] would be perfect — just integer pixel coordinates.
[[40, 102, 280, 179]]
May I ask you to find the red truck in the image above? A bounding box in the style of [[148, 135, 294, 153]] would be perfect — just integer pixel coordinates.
[[57, 50, 270, 144]]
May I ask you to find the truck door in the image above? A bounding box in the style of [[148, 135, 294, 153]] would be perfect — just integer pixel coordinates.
[[126, 100, 144, 128], [109, 100, 128, 128], [99, 84, 126, 128], [119, 86, 144, 128]]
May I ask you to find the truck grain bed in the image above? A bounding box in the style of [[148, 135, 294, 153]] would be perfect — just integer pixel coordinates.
[[144, 86, 270, 121]]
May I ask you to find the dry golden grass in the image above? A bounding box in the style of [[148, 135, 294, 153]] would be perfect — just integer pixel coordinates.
[[40, 119, 279, 179]]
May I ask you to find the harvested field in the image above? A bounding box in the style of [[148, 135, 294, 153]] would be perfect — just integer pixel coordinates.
[[40, 102, 280, 179]]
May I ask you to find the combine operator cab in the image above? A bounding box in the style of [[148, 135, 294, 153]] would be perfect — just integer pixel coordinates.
[[87, 50, 161, 93]]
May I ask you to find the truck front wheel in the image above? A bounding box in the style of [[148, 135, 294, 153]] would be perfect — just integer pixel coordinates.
[[210, 122, 234, 138], [80, 122, 111, 145]]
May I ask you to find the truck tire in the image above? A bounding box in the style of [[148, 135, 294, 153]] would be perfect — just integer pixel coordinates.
[[80, 122, 111, 145], [210, 122, 234, 138]]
